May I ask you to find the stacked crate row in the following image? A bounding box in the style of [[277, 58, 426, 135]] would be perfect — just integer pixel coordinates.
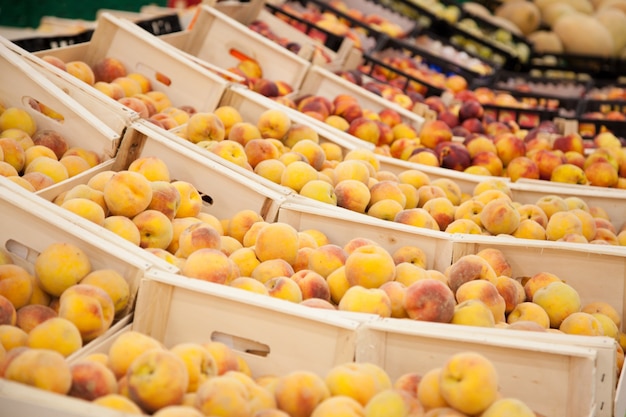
[[0, 2, 625, 417]]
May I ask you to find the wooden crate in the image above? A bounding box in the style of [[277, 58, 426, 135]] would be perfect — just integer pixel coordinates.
[[132, 268, 365, 377], [31, 11, 231, 115], [163, 5, 312, 94], [2, 119, 290, 274], [358, 318, 608, 417]]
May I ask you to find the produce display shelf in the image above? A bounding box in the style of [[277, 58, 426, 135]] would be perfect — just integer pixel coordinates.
[[530, 52, 624, 81]]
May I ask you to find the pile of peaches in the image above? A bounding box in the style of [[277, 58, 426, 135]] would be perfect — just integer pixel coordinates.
[[0, 241, 131, 359], [0, 104, 103, 192], [0, 321, 539, 417]]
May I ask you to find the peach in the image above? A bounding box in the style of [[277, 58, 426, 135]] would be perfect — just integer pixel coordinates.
[[146, 180, 181, 220], [451, 299, 496, 327], [480, 398, 536, 417], [94, 81, 125, 100], [404, 279, 455, 323], [202, 341, 240, 376], [523, 272, 562, 300], [278, 160, 317, 193], [445, 219, 483, 234], [24, 144, 57, 166], [34, 243, 90, 297], [92, 394, 143, 414], [128, 156, 171, 182], [127, 349, 189, 413], [60, 197, 106, 225], [299, 180, 338, 205], [417, 367, 448, 410], [0, 294, 16, 325], [559, 311, 604, 336], [194, 375, 251, 417], [364, 388, 424, 417], [325, 362, 391, 406], [58, 284, 115, 342], [550, 163, 587, 184], [545, 211, 584, 241], [392, 245, 427, 268], [208, 140, 251, 169], [379, 281, 408, 318], [80, 269, 130, 316], [265, 276, 303, 303], [493, 275, 525, 314], [108, 330, 164, 379], [103, 170, 153, 217], [476, 248, 512, 277], [131, 209, 173, 249], [533, 281, 581, 328], [250, 258, 294, 284], [243, 139, 280, 169], [0, 137, 26, 172], [170, 342, 218, 392], [4, 347, 72, 394], [62, 184, 107, 212], [176, 222, 221, 258], [306, 244, 347, 278], [394, 262, 430, 286], [254, 222, 299, 266], [257, 108, 292, 140], [516, 204, 549, 228], [228, 122, 263, 146], [213, 106, 243, 137], [0, 264, 34, 309], [585, 160, 619, 187], [92, 57, 127, 83], [445, 254, 497, 293], [421, 197, 456, 231], [291, 269, 331, 301], [591, 312, 619, 340], [171, 180, 203, 218], [27, 316, 82, 356], [393, 372, 421, 398], [394, 208, 440, 231], [311, 395, 364, 417], [0, 107, 36, 136], [292, 139, 326, 170], [439, 352, 498, 415], [505, 156, 540, 182], [230, 276, 269, 295], [283, 123, 319, 148], [338, 285, 391, 317], [0, 324, 28, 351], [535, 195, 568, 220], [582, 301, 621, 328], [31, 129, 68, 160], [419, 119, 453, 149], [182, 248, 234, 284], [68, 359, 118, 401], [186, 112, 226, 143], [227, 209, 264, 244], [103, 215, 142, 245], [455, 280, 506, 323], [153, 406, 205, 417], [344, 244, 395, 289], [480, 198, 520, 236]]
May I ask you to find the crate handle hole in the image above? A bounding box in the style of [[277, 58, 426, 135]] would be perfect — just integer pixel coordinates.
[[211, 331, 270, 357], [5, 239, 40, 264], [22, 96, 65, 124], [134, 62, 172, 87]]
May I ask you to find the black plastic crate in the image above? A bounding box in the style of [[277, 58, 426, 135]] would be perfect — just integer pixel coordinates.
[[264, 2, 346, 51], [135, 13, 182, 36], [361, 35, 495, 95], [529, 52, 619, 81], [9, 29, 94, 53]]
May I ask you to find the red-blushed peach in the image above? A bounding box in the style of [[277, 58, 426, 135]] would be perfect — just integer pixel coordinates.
[[504, 157, 538, 182], [244, 138, 280, 169], [335, 179, 371, 213], [4, 347, 72, 394], [202, 341, 240, 376], [273, 370, 330, 417], [570, 208, 597, 242], [182, 248, 234, 284], [344, 244, 395, 289], [422, 197, 456, 231], [393, 372, 421, 398], [533, 281, 582, 328], [307, 244, 348, 278], [227, 209, 264, 244], [108, 330, 164, 379], [404, 279, 455, 323], [31, 129, 69, 160], [419, 119, 453, 149], [127, 349, 189, 413], [455, 280, 506, 323], [444, 254, 497, 293], [175, 222, 221, 259], [146, 180, 181, 220], [58, 284, 115, 342], [170, 342, 218, 392], [68, 359, 118, 401], [264, 276, 303, 303], [291, 269, 331, 301], [476, 248, 512, 277], [325, 362, 391, 406], [523, 271, 562, 300], [439, 352, 499, 415], [493, 275, 525, 314], [0, 294, 16, 326], [93, 57, 127, 83], [480, 198, 521, 236], [380, 280, 409, 319], [394, 207, 440, 231]]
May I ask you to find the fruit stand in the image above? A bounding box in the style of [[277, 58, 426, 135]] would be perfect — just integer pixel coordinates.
[[1, 0, 626, 416]]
